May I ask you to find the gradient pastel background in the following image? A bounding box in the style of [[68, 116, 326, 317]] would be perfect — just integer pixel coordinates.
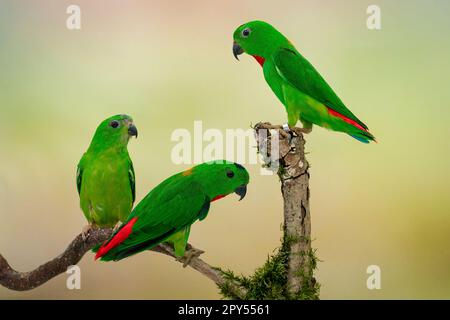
[[0, 0, 449, 299]]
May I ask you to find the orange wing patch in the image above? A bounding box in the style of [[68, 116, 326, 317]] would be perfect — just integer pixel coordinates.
[[182, 167, 194, 176]]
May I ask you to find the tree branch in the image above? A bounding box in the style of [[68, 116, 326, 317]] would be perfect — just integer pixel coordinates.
[[0, 229, 246, 298], [255, 122, 315, 297], [1, 121, 315, 300]]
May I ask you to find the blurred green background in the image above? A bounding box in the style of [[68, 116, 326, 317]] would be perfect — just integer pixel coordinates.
[[0, 0, 449, 299]]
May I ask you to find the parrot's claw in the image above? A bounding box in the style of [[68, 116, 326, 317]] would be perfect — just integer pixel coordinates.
[[257, 123, 290, 139], [256, 122, 311, 141], [290, 126, 312, 135], [278, 129, 291, 139], [281, 124, 312, 136], [81, 224, 93, 241], [176, 248, 205, 268], [112, 222, 122, 233], [81, 224, 99, 241]]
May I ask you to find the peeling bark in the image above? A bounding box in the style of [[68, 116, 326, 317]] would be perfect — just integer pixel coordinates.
[[255, 122, 314, 296]]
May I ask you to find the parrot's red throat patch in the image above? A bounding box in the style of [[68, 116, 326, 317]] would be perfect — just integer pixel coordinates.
[[252, 55, 265, 67], [95, 217, 138, 260], [327, 107, 367, 132], [211, 195, 226, 202]]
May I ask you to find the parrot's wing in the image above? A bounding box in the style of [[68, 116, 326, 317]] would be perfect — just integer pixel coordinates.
[[128, 160, 136, 204], [273, 48, 368, 130], [97, 180, 210, 260], [76, 166, 82, 195], [76, 156, 85, 196], [76, 153, 88, 196]]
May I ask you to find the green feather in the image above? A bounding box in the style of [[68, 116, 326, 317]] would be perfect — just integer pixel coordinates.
[[272, 48, 368, 130], [233, 20, 375, 142], [99, 161, 250, 261], [77, 114, 136, 227]]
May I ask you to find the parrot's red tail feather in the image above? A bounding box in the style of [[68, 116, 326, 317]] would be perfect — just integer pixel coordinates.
[[327, 107, 367, 132], [95, 217, 139, 260]]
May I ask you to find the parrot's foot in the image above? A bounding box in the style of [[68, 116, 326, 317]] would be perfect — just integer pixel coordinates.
[[81, 224, 95, 241], [256, 123, 290, 139], [289, 126, 312, 135], [176, 247, 205, 268], [255, 122, 311, 142], [112, 221, 122, 233]]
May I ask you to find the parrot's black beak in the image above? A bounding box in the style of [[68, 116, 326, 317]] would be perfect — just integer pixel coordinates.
[[233, 42, 244, 61], [128, 124, 138, 138], [234, 184, 247, 201]]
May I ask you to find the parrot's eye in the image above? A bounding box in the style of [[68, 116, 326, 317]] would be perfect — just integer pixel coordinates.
[[110, 120, 120, 128], [226, 170, 235, 178], [242, 28, 251, 38]]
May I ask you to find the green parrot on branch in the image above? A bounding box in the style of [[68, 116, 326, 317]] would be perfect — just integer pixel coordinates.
[[77, 114, 138, 234], [94, 161, 249, 263], [233, 20, 375, 143]]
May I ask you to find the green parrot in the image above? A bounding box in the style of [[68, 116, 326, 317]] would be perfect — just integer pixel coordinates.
[[77, 114, 138, 233], [94, 161, 249, 262], [233, 21, 376, 143]]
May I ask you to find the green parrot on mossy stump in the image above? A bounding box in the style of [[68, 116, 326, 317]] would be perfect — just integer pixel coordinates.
[[94, 161, 249, 264], [233, 20, 376, 143], [77, 114, 138, 234]]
